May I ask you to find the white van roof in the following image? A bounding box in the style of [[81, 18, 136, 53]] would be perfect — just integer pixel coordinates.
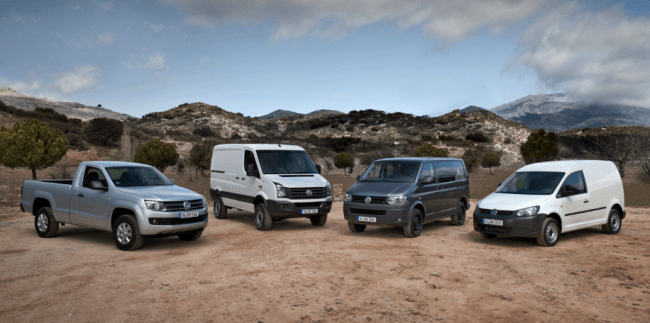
[[213, 143, 305, 151], [518, 160, 614, 173]]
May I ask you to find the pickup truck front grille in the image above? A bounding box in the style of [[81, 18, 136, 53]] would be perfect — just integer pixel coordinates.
[[149, 214, 208, 225], [287, 187, 326, 199], [478, 208, 514, 216], [163, 199, 204, 211], [351, 196, 387, 204]]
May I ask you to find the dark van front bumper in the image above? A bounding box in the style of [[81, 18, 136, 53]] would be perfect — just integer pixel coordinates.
[[473, 210, 548, 237], [343, 201, 409, 226], [266, 200, 332, 218]]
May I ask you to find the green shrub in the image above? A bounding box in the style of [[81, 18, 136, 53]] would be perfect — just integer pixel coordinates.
[[134, 139, 179, 172], [192, 126, 216, 137], [520, 129, 558, 164], [411, 143, 447, 157], [84, 117, 124, 147], [465, 132, 489, 143], [334, 152, 355, 174], [481, 152, 501, 174], [462, 147, 483, 172], [189, 142, 213, 172]]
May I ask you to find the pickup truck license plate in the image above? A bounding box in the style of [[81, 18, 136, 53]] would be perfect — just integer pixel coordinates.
[[483, 219, 503, 226], [358, 216, 376, 222], [180, 212, 200, 219], [301, 209, 318, 214]]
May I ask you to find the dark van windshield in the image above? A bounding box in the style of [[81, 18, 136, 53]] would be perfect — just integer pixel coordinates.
[[256, 150, 317, 174], [106, 167, 172, 187], [359, 161, 421, 183], [496, 172, 565, 195]]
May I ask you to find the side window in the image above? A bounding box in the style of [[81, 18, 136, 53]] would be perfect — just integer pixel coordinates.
[[562, 171, 586, 194], [244, 150, 258, 175], [82, 167, 106, 188], [418, 163, 435, 182], [435, 161, 456, 183], [452, 161, 467, 181]]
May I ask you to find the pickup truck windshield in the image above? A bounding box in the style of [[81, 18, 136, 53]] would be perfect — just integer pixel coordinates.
[[359, 161, 421, 183], [105, 167, 172, 187], [256, 150, 317, 174], [496, 171, 565, 195]]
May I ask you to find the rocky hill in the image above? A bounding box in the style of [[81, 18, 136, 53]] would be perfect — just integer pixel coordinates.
[[0, 87, 135, 121], [259, 109, 343, 119]]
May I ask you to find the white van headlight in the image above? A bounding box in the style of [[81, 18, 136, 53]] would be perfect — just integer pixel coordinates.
[[274, 183, 286, 198], [345, 193, 351, 202], [326, 183, 332, 197], [515, 206, 540, 217], [387, 195, 408, 205], [145, 200, 167, 211]]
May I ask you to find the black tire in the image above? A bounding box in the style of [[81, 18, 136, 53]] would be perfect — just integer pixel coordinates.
[[34, 207, 59, 238], [480, 232, 497, 239], [113, 214, 144, 251], [348, 222, 366, 233], [537, 217, 560, 247], [403, 208, 423, 238], [178, 229, 203, 241], [213, 195, 227, 219], [602, 209, 621, 234], [310, 214, 327, 226], [451, 202, 466, 226], [254, 203, 272, 231]]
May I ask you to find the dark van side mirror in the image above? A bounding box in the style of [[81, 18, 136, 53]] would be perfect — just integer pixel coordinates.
[[89, 180, 108, 191], [420, 176, 434, 185], [316, 164, 322, 174]]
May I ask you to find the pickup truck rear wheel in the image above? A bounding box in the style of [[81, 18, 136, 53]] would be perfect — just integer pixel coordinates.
[[309, 214, 327, 226], [254, 203, 272, 231], [178, 229, 203, 241], [348, 222, 366, 233], [213, 196, 227, 219], [451, 202, 466, 226], [403, 208, 423, 238], [34, 207, 59, 238], [113, 214, 144, 251], [602, 209, 621, 234]]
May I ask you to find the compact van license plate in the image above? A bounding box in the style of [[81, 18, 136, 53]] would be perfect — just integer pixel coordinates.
[[483, 219, 503, 226], [180, 212, 199, 219], [358, 216, 376, 222], [301, 209, 318, 214]]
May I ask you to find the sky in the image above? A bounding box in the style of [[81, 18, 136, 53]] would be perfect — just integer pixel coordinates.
[[1, 0, 649, 118]]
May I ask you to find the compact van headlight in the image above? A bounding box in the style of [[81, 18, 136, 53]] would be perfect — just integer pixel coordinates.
[[145, 200, 167, 211], [274, 183, 286, 198], [386, 195, 408, 205], [515, 206, 540, 217], [326, 182, 332, 197], [345, 193, 351, 202]]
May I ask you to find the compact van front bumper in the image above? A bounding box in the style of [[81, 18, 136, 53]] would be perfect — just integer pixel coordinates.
[[473, 210, 547, 237]]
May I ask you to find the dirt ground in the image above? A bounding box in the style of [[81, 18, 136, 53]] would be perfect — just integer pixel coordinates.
[[1, 201, 649, 323]]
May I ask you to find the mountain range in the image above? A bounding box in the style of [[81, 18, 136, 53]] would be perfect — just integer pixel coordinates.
[[258, 109, 344, 119]]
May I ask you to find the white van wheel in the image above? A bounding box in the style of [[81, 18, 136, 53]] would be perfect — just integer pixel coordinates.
[[254, 204, 272, 231], [213, 196, 228, 219], [602, 209, 621, 234]]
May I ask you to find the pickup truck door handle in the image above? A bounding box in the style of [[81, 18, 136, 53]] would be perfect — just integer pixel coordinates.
[[584, 200, 589, 203], [78, 193, 84, 198]]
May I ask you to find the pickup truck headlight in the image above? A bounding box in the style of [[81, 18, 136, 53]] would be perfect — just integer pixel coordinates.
[[326, 183, 332, 197], [202, 196, 207, 208], [515, 206, 540, 217], [274, 183, 286, 198], [145, 200, 167, 212], [345, 193, 351, 202], [386, 195, 408, 205]]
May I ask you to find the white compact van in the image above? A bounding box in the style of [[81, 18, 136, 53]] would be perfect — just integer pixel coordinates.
[[473, 160, 625, 247], [209, 144, 332, 231]]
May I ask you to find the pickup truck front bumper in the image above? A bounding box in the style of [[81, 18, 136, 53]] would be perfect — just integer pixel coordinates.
[[138, 206, 209, 236]]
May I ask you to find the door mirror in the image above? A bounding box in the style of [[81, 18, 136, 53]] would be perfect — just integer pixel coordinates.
[[420, 176, 434, 185], [247, 164, 259, 178], [563, 185, 579, 196], [498, 183, 502, 187], [356, 175, 361, 181], [316, 164, 322, 174], [89, 180, 108, 191]]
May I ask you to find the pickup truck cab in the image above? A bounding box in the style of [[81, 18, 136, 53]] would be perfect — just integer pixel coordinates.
[[473, 160, 625, 247], [21, 161, 208, 250]]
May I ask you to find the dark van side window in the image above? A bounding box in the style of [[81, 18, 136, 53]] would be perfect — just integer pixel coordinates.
[[434, 161, 466, 183], [562, 171, 587, 194], [419, 163, 435, 182]]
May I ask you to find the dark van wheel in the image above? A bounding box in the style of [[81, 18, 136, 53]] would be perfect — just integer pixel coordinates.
[[113, 214, 144, 251], [451, 202, 466, 226], [213, 196, 227, 219], [480, 232, 497, 239], [348, 222, 366, 233], [602, 209, 621, 234], [403, 208, 423, 238], [537, 217, 560, 247], [178, 229, 203, 241], [34, 207, 59, 238], [310, 214, 327, 226], [255, 203, 272, 231]]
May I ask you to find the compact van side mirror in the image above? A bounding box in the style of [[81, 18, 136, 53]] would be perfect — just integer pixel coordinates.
[[316, 164, 322, 174], [562, 185, 579, 197], [89, 180, 108, 191], [420, 176, 434, 185]]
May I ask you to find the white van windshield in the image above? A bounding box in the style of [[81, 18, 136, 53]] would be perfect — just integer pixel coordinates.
[[496, 172, 565, 195], [359, 161, 421, 183], [256, 150, 318, 174]]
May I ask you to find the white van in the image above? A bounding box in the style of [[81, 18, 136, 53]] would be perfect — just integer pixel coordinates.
[[209, 144, 332, 231], [473, 160, 625, 247]]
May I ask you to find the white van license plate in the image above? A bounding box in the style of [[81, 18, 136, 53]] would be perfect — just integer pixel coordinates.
[[358, 216, 376, 222], [301, 209, 318, 214], [483, 219, 503, 226], [180, 212, 199, 219]]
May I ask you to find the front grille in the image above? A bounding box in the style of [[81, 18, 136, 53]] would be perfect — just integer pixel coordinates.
[[478, 208, 514, 216], [351, 196, 387, 204], [295, 202, 322, 208], [287, 187, 326, 199], [149, 214, 207, 225], [350, 208, 386, 215], [163, 199, 204, 211], [479, 225, 512, 234]]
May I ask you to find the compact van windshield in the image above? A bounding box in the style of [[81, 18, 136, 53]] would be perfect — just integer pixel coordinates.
[[256, 150, 317, 174], [496, 171, 565, 195], [359, 161, 421, 183], [106, 166, 172, 187]]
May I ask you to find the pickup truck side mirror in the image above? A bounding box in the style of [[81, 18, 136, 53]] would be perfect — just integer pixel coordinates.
[[420, 176, 434, 185], [89, 180, 108, 191], [316, 164, 322, 174]]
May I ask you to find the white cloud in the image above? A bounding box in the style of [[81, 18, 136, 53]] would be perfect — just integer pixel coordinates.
[[150, 23, 164, 32], [97, 32, 114, 45], [200, 56, 210, 63], [0, 78, 44, 93], [144, 54, 166, 69], [97, 1, 113, 10], [513, 3, 650, 107], [50, 65, 101, 94]]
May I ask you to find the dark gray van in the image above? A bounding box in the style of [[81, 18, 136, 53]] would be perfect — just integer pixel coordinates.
[[343, 157, 470, 237]]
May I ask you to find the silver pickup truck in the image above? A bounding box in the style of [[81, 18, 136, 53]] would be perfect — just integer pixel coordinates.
[[20, 161, 208, 250]]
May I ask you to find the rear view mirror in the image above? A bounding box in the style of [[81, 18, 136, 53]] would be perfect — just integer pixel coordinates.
[[316, 164, 322, 174], [563, 185, 579, 196], [89, 180, 108, 191], [247, 164, 259, 178], [420, 176, 434, 184]]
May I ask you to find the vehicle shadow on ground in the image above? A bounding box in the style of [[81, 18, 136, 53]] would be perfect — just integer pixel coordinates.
[[460, 226, 608, 248], [219, 210, 325, 232], [336, 219, 458, 240]]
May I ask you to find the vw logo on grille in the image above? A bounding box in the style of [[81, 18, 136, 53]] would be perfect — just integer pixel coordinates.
[[365, 196, 372, 204], [306, 189, 312, 196], [491, 209, 497, 216], [184, 201, 191, 210]]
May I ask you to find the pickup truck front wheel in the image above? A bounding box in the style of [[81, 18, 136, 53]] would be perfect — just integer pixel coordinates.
[[113, 214, 144, 251], [34, 207, 59, 238]]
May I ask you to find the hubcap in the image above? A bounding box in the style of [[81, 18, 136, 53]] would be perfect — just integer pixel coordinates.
[[413, 215, 421, 232], [545, 222, 558, 243], [214, 201, 221, 216], [256, 210, 263, 226], [610, 214, 620, 231], [459, 208, 465, 222], [37, 214, 48, 232], [116, 223, 132, 245]]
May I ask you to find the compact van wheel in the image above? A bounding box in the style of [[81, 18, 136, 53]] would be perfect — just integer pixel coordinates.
[[310, 214, 327, 226], [403, 208, 423, 238], [34, 207, 59, 238], [178, 229, 203, 241], [348, 222, 366, 233], [602, 209, 621, 234], [113, 214, 144, 251], [537, 217, 560, 247], [213, 195, 227, 219], [451, 202, 466, 226], [254, 203, 272, 231]]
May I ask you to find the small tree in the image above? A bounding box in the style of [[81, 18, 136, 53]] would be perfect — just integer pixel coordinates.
[[189, 142, 213, 177], [0, 118, 69, 179], [412, 143, 448, 157], [134, 139, 178, 172], [481, 152, 501, 174], [324, 159, 334, 175], [334, 152, 355, 175], [462, 147, 483, 173], [84, 117, 124, 147], [520, 129, 558, 164]]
